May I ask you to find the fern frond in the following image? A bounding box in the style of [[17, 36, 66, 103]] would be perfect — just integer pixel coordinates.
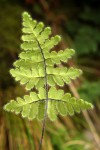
[[10, 12, 80, 90], [14, 48, 75, 68], [4, 11, 93, 150], [4, 11, 93, 120], [4, 89, 44, 120], [47, 67, 82, 86], [4, 87, 93, 121], [48, 87, 93, 120], [10, 65, 82, 90], [48, 49, 75, 64]]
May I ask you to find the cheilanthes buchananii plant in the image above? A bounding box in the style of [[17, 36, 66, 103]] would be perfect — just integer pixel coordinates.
[[4, 12, 93, 150]]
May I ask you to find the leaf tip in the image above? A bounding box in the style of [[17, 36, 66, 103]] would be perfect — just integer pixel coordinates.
[[3, 104, 10, 112], [22, 11, 30, 17], [70, 49, 75, 54], [55, 35, 61, 42]]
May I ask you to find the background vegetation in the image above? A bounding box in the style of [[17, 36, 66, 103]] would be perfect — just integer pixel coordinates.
[[0, 0, 100, 150]]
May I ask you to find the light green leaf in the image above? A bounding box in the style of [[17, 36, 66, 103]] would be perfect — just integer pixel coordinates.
[[4, 87, 93, 120], [47, 101, 57, 121], [37, 102, 45, 120], [28, 103, 39, 120], [56, 102, 67, 116], [4, 12, 93, 122]]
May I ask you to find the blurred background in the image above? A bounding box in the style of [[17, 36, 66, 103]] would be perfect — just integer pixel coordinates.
[[0, 0, 100, 150]]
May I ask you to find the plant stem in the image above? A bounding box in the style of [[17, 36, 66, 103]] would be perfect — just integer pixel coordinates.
[[37, 40, 49, 150]]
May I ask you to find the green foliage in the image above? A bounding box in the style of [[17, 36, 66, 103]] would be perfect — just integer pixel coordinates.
[[4, 87, 92, 121], [4, 12, 93, 121], [50, 128, 88, 150], [78, 81, 100, 103], [66, 7, 100, 56], [65, 5, 100, 106], [72, 26, 100, 55], [80, 7, 100, 25]]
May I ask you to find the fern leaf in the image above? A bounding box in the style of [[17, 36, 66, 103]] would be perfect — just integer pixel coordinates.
[[4, 91, 40, 120], [48, 87, 93, 119], [4, 87, 93, 120], [4, 12, 94, 149], [47, 67, 82, 86], [4, 11, 93, 122], [10, 12, 82, 90], [49, 49, 75, 64], [11, 64, 81, 90]]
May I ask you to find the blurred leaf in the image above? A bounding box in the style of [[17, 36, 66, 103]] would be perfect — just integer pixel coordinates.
[[78, 81, 100, 103]]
